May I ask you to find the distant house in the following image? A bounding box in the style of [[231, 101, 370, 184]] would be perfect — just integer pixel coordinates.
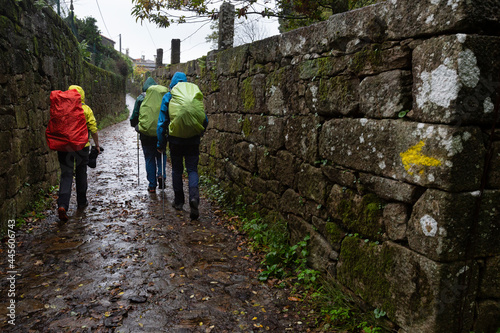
[[101, 35, 115, 49], [133, 55, 157, 71]]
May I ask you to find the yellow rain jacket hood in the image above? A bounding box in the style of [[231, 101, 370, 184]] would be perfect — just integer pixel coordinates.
[[68, 85, 98, 146]]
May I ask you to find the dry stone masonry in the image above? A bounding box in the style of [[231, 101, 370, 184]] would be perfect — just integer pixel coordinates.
[[155, 0, 500, 331], [0, 0, 125, 231]]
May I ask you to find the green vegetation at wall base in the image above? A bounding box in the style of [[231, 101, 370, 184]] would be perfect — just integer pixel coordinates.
[[199, 176, 387, 332], [97, 106, 130, 130]]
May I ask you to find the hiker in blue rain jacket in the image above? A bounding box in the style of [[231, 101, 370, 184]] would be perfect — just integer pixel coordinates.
[[157, 72, 208, 220], [130, 77, 166, 193]]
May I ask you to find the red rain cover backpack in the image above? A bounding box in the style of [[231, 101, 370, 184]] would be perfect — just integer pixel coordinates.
[[46, 89, 89, 152]]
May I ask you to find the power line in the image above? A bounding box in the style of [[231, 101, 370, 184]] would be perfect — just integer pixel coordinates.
[[182, 20, 211, 43], [95, 0, 111, 37], [144, 23, 158, 50]]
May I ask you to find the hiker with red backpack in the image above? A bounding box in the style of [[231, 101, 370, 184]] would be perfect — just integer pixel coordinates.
[[46, 85, 100, 222], [130, 77, 167, 193], [157, 72, 208, 220]]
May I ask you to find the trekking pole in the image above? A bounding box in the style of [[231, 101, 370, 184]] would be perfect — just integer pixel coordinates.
[[137, 133, 140, 187], [161, 151, 165, 218]]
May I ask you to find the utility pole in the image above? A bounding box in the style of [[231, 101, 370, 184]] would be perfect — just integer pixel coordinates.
[[119, 34, 122, 54]]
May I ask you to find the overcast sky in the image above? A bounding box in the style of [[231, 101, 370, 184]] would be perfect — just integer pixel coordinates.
[[70, 0, 279, 64]]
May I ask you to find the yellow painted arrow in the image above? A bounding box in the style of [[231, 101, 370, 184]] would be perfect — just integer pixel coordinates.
[[400, 140, 441, 175]]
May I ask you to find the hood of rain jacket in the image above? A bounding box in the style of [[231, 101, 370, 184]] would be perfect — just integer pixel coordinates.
[[142, 77, 157, 92], [169, 72, 187, 90], [68, 85, 86, 104]]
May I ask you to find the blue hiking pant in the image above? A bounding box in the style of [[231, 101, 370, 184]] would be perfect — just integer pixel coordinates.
[[142, 140, 166, 189], [169, 143, 200, 205]]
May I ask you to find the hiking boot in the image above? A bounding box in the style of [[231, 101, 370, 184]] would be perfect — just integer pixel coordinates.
[[148, 187, 156, 193], [172, 202, 183, 211], [189, 199, 199, 220], [77, 201, 89, 210], [58, 207, 68, 222]]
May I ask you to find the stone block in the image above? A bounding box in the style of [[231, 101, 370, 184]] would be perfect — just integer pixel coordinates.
[[347, 43, 411, 77], [297, 163, 328, 205], [240, 74, 267, 114], [319, 118, 485, 192], [312, 216, 345, 252], [322, 165, 357, 189], [412, 35, 500, 125], [408, 189, 500, 261], [240, 115, 266, 146], [279, 21, 330, 57], [284, 115, 319, 164], [0, 131, 12, 152], [217, 78, 239, 112], [337, 238, 478, 332], [358, 173, 423, 204], [383, 203, 409, 241], [473, 300, 500, 333], [288, 214, 338, 275], [359, 70, 412, 119], [325, 4, 388, 53], [216, 44, 248, 77], [261, 191, 279, 211], [265, 84, 287, 116], [255, 147, 276, 180], [384, 0, 500, 40], [326, 184, 385, 240], [305, 75, 359, 117], [298, 56, 346, 81], [275, 150, 299, 189], [264, 116, 285, 151], [479, 256, 500, 299], [280, 188, 304, 217], [265, 67, 290, 117], [248, 35, 280, 64], [487, 141, 500, 189]]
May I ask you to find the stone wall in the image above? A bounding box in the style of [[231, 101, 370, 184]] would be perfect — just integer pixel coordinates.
[[0, 0, 125, 230], [154, 0, 500, 331]]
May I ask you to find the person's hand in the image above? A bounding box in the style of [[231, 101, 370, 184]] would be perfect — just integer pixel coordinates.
[[157, 148, 165, 154]]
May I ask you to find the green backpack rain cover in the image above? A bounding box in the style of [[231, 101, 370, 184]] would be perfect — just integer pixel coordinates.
[[138, 84, 168, 137], [168, 82, 206, 138]]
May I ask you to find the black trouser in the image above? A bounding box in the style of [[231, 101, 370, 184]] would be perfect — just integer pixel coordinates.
[[57, 146, 89, 210]]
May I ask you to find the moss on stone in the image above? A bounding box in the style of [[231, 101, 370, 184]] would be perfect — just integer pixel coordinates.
[[351, 44, 382, 74], [325, 221, 345, 245], [337, 191, 384, 240], [338, 237, 396, 316], [241, 117, 252, 138], [242, 78, 256, 111], [317, 76, 350, 106]]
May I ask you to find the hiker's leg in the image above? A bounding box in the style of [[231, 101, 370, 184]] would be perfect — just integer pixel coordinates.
[[170, 144, 185, 205], [141, 140, 157, 189], [75, 147, 90, 207], [184, 145, 200, 204], [57, 151, 74, 210]]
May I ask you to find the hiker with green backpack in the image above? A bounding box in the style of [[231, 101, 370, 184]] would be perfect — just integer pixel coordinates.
[[130, 77, 167, 193], [157, 72, 208, 220]]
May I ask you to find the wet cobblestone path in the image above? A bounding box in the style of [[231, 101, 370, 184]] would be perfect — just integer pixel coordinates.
[[0, 95, 308, 332]]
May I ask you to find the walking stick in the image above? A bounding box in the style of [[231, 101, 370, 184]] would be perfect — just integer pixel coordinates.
[[161, 151, 165, 218], [137, 133, 140, 187]]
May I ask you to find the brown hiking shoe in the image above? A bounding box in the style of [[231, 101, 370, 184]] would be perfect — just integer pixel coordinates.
[[58, 207, 68, 222]]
